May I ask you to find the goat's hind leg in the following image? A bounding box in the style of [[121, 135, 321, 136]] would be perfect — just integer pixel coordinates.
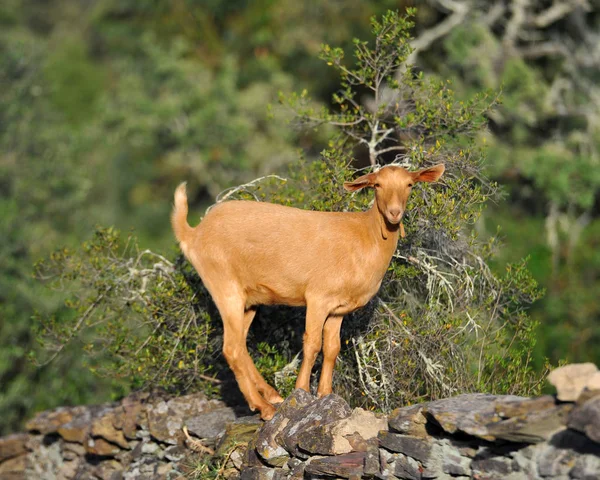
[[243, 308, 284, 405], [217, 296, 277, 420]]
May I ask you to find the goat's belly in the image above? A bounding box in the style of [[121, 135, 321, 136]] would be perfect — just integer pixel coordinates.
[[245, 282, 306, 308], [330, 283, 382, 315]]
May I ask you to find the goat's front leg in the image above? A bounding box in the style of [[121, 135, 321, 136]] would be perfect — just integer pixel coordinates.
[[317, 315, 343, 397], [296, 302, 330, 392]]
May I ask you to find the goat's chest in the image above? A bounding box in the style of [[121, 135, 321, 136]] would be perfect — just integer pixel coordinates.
[[328, 260, 389, 315]]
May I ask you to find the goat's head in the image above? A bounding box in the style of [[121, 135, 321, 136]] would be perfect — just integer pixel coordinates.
[[343, 164, 445, 225]]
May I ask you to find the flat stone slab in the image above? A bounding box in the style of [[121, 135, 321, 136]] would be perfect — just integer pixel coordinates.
[[304, 451, 365, 478], [422, 393, 570, 443]]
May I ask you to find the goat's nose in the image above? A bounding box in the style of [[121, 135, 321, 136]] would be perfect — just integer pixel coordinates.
[[388, 208, 402, 219]]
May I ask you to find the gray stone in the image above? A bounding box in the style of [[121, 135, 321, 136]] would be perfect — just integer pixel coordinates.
[[296, 407, 386, 455], [364, 439, 380, 476], [392, 452, 421, 480], [471, 455, 513, 477], [569, 453, 600, 479], [146, 392, 221, 445], [568, 396, 600, 444], [185, 406, 236, 439], [378, 448, 397, 478], [140, 441, 160, 455], [378, 432, 433, 465], [163, 445, 186, 462], [423, 393, 571, 443], [278, 393, 352, 456], [488, 396, 572, 443], [255, 389, 315, 466], [240, 466, 288, 480], [442, 449, 471, 476], [388, 404, 429, 437]]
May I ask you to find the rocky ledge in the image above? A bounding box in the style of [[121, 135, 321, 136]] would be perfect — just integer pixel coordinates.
[[1, 363, 600, 479]]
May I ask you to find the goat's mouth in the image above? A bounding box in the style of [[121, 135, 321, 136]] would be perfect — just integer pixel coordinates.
[[385, 214, 403, 225]]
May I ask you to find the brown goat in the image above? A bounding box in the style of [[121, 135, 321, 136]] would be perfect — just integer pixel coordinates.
[[171, 164, 445, 420]]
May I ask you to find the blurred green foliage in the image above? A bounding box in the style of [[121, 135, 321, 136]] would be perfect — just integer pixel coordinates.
[[427, 10, 600, 370]]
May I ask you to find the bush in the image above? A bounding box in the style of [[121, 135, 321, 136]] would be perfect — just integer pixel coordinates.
[[35, 10, 547, 409]]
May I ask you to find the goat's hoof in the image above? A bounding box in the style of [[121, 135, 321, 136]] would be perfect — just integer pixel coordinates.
[[267, 394, 284, 405], [260, 404, 277, 421]]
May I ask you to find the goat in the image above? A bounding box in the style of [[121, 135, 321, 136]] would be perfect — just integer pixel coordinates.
[[171, 164, 445, 420]]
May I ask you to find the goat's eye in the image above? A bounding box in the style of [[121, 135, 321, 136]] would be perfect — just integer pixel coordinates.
[[408, 183, 413, 188], [374, 183, 381, 188]]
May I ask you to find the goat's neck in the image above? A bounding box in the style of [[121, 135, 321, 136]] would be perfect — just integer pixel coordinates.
[[367, 203, 400, 246]]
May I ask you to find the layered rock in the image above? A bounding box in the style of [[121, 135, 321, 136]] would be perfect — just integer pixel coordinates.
[[0, 391, 238, 480], [238, 391, 600, 480], [2, 363, 600, 479]]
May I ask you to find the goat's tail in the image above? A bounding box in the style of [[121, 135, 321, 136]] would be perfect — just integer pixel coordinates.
[[171, 182, 193, 250]]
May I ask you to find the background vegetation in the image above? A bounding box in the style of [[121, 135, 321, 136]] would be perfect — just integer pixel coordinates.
[[2, 0, 599, 435]]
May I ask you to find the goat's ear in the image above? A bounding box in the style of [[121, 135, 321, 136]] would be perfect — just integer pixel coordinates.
[[414, 164, 445, 183], [343, 172, 377, 192]]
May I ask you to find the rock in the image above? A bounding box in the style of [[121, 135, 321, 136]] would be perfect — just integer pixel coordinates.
[[86, 437, 122, 457], [25, 405, 89, 435], [423, 393, 547, 442], [538, 429, 600, 478], [58, 457, 80, 480], [363, 439, 380, 476], [146, 400, 184, 445], [240, 466, 288, 480], [186, 406, 236, 439], [568, 396, 600, 444], [486, 395, 572, 443], [63, 441, 86, 459], [0, 454, 27, 477], [392, 452, 422, 480], [58, 416, 91, 444], [388, 404, 429, 437], [256, 389, 314, 466], [378, 432, 433, 465], [547, 363, 599, 402], [95, 459, 123, 480], [569, 453, 600, 479], [278, 392, 352, 456], [296, 407, 387, 455], [304, 451, 365, 478], [471, 455, 514, 478], [113, 401, 145, 440], [216, 416, 263, 457], [163, 445, 186, 462], [442, 449, 471, 477], [92, 413, 130, 449], [0, 433, 28, 462], [146, 392, 221, 445], [141, 441, 160, 455]]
